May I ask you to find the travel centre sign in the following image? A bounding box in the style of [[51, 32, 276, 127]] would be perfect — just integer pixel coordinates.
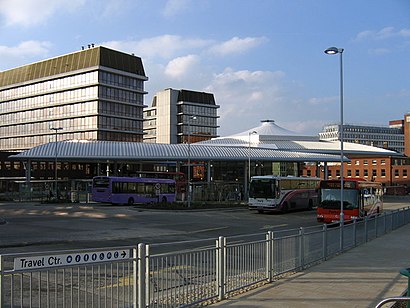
[[14, 249, 130, 271]]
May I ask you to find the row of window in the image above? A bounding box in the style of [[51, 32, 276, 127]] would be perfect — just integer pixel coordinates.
[[0, 87, 98, 117], [178, 104, 219, 118], [0, 131, 98, 151], [97, 131, 142, 142], [1, 71, 99, 102], [100, 87, 143, 104], [98, 116, 142, 132], [99, 71, 144, 91], [112, 182, 175, 194], [99, 101, 143, 118], [326, 169, 408, 178], [320, 132, 404, 141], [0, 115, 100, 138], [1, 101, 98, 128], [179, 115, 218, 130], [322, 125, 402, 135]]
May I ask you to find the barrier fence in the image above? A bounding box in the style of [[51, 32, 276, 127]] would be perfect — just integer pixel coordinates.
[[1, 207, 410, 307]]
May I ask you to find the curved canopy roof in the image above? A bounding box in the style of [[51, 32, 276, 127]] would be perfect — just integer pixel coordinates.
[[200, 120, 402, 157], [9, 140, 343, 162], [9, 119, 402, 163]]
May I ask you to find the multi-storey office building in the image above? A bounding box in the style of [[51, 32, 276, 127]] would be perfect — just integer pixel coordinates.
[[319, 123, 404, 153], [144, 88, 219, 144], [0, 46, 148, 152]]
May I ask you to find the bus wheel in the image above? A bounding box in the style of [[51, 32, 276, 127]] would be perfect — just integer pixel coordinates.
[[257, 210, 264, 214], [162, 196, 167, 203], [128, 197, 134, 205]]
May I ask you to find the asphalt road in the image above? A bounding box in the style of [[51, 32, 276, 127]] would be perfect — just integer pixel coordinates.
[[0, 196, 409, 255]]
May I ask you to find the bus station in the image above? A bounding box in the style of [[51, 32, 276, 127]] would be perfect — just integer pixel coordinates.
[[6, 119, 402, 204]]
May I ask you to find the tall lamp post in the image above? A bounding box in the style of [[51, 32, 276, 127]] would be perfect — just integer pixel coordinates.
[[50, 126, 63, 200], [187, 115, 197, 208], [248, 131, 258, 183], [324, 46, 344, 250]]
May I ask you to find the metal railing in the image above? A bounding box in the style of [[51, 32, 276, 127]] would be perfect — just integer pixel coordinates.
[[1, 207, 410, 307]]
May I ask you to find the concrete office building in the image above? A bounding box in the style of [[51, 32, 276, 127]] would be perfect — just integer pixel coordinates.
[[143, 88, 219, 144], [0, 46, 148, 152], [319, 123, 404, 153]]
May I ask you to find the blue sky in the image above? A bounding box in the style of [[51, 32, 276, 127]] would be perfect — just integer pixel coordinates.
[[1, 0, 409, 136]]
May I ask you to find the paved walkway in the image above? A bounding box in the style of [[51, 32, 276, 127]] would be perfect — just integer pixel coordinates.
[[212, 222, 410, 308]]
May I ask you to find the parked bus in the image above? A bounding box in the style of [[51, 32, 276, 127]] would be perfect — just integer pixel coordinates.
[[248, 176, 320, 213], [317, 179, 383, 224], [92, 176, 176, 205], [130, 171, 187, 199]]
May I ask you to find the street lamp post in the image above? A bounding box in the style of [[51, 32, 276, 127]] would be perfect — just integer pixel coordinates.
[[324, 46, 344, 250], [187, 116, 197, 208], [50, 126, 63, 200], [248, 131, 258, 183]]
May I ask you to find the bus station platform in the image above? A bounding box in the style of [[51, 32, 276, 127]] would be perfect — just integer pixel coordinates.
[[212, 221, 410, 308]]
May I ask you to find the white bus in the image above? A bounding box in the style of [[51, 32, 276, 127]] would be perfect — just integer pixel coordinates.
[[248, 176, 320, 213]]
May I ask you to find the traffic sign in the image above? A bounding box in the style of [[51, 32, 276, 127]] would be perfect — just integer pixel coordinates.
[[14, 249, 130, 271]]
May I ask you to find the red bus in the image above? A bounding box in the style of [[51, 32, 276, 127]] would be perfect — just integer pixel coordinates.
[[317, 179, 383, 224], [92, 176, 176, 205]]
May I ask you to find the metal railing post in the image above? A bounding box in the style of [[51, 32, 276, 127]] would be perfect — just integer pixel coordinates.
[[364, 216, 369, 242], [375, 213, 378, 238], [266, 231, 274, 282], [322, 224, 328, 261], [216, 236, 226, 301], [383, 212, 387, 235], [0, 255, 3, 308], [137, 244, 146, 308], [353, 219, 357, 247], [145, 245, 150, 307], [133, 248, 138, 308], [299, 227, 305, 270]]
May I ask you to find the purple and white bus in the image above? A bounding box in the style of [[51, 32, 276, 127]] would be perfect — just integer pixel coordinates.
[[92, 176, 176, 205]]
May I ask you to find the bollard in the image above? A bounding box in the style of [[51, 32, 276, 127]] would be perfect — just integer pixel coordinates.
[[400, 268, 410, 308]]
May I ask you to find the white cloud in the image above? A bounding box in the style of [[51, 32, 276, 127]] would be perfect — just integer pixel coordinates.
[[0, 41, 52, 70], [204, 68, 288, 135], [0, 0, 85, 27], [356, 26, 410, 41], [368, 48, 391, 56], [164, 54, 200, 79], [103, 35, 211, 60], [209, 36, 268, 56], [162, 0, 192, 17], [308, 96, 337, 106]]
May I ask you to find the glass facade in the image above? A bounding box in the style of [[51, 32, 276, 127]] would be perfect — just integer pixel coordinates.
[[143, 89, 219, 144], [0, 47, 147, 151], [319, 124, 404, 153]]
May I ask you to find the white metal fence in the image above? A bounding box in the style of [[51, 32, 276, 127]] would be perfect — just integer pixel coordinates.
[[1, 207, 410, 307]]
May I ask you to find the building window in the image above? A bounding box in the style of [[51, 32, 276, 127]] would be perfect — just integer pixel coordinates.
[[347, 170, 352, 177], [372, 169, 377, 177], [404, 169, 408, 178], [372, 160, 377, 165], [336, 170, 340, 178], [381, 169, 386, 177], [306, 170, 311, 177], [355, 160, 360, 165], [381, 159, 386, 165], [363, 160, 368, 165], [355, 170, 360, 177], [364, 169, 368, 177], [394, 169, 399, 177]]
